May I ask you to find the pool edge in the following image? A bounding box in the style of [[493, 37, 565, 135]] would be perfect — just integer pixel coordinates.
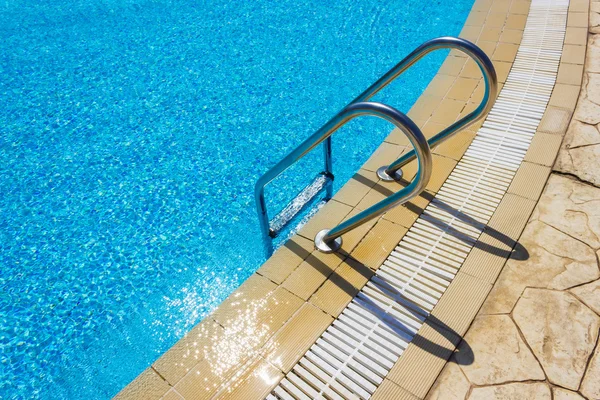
[[112, 0, 579, 398]]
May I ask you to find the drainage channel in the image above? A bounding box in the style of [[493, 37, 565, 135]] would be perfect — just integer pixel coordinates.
[[267, 1, 569, 398]]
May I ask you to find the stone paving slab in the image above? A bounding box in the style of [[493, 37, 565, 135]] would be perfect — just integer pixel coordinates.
[[513, 288, 599, 390], [469, 383, 552, 400], [455, 314, 545, 386]]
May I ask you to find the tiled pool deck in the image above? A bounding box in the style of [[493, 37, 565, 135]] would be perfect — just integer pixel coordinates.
[[116, 0, 599, 399], [428, 0, 600, 399]]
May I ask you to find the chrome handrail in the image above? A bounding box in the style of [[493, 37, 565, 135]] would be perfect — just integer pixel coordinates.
[[255, 102, 432, 255], [372, 37, 498, 181], [254, 37, 496, 256]]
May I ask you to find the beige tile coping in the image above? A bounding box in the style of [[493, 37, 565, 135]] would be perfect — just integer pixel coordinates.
[[114, 0, 558, 398], [416, 1, 589, 400]]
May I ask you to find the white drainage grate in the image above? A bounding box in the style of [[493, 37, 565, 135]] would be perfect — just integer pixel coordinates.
[[268, 1, 569, 398]]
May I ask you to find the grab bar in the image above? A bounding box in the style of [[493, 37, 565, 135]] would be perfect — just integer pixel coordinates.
[[254, 37, 496, 256], [255, 102, 432, 255], [371, 37, 498, 181]]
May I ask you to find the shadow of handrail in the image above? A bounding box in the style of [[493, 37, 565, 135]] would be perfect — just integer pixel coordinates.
[[351, 172, 529, 260], [279, 178, 530, 366], [284, 238, 474, 366]]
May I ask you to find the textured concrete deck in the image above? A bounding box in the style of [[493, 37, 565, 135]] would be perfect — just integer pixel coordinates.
[[427, 1, 600, 399]]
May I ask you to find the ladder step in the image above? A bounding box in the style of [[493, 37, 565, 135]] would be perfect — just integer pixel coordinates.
[[269, 172, 332, 238]]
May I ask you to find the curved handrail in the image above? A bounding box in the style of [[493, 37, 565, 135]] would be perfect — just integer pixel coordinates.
[[255, 102, 432, 254], [254, 37, 496, 255], [370, 37, 498, 181]]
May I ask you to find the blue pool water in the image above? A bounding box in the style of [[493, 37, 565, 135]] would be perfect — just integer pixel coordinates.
[[0, 0, 473, 398]]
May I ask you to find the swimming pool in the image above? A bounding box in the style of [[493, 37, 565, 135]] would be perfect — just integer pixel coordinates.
[[0, 0, 473, 398]]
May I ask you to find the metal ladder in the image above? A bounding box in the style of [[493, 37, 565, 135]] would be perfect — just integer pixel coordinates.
[[255, 37, 498, 257]]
